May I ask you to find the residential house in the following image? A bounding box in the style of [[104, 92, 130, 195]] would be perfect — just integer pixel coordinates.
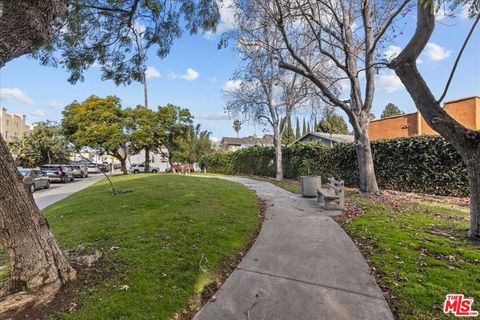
[[293, 132, 354, 147], [220, 135, 274, 152]]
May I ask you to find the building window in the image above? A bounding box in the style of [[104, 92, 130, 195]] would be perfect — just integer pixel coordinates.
[[15, 122, 18, 128], [6, 120, 9, 126], [5, 131, 8, 139]]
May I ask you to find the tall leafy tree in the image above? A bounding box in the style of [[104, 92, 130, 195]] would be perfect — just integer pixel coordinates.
[[62, 96, 130, 174], [177, 124, 214, 164], [157, 104, 193, 170], [0, 0, 221, 307], [317, 115, 349, 135], [125, 106, 159, 172], [12, 121, 69, 167], [381, 103, 404, 119]]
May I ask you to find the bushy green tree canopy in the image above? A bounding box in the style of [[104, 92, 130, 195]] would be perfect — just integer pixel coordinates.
[[62, 95, 130, 172], [34, 0, 220, 85], [316, 114, 349, 135], [381, 103, 404, 119], [12, 121, 69, 167]]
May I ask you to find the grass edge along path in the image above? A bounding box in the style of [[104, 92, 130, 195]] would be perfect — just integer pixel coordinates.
[[10, 174, 262, 320], [245, 174, 478, 320]]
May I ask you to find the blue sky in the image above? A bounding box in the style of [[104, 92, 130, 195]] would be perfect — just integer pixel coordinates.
[[0, 5, 479, 140]]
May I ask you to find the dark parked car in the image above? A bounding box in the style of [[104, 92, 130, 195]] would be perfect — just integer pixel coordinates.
[[18, 168, 50, 193], [97, 163, 110, 173], [40, 164, 74, 183], [67, 164, 89, 178]]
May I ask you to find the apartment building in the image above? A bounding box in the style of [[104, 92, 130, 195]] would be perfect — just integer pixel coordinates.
[[369, 96, 480, 141], [0, 107, 29, 143]]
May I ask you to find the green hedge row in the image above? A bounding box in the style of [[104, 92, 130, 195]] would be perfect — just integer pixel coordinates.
[[199, 136, 468, 196]]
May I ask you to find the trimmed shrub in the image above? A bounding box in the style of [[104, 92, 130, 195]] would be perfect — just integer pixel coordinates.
[[200, 136, 468, 196]]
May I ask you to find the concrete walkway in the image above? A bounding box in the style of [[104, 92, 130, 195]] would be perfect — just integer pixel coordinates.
[[194, 177, 393, 320]]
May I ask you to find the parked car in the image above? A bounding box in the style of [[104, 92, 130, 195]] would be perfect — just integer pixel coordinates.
[[18, 168, 50, 192], [87, 164, 101, 174], [39, 164, 74, 183], [97, 163, 110, 173], [129, 163, 159, 174], [67, 164, 89, 178]]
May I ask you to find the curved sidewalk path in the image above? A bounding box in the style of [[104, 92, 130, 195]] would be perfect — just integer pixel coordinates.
[[194, 176, 393, 320]]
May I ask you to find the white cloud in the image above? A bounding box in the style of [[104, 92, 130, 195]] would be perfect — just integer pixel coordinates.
[[376, 73, 404, 93], [194, 112, 229, 121], [145, 66, 161, 79], [180, 68, 199, 81], [383, 45, 402, 61], [30, 109, 46, 120], [0, 88, 33, 105], [425, 42, 451, 61], [223, 80, 242, 92], [47, 100, 65, 110], [169, 68, 199, 81]]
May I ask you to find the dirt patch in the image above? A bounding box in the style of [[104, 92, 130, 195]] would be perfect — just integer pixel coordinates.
[[180, 194, 268, 320], [379, 189, 469, 207], [0, 257, 118, 320]]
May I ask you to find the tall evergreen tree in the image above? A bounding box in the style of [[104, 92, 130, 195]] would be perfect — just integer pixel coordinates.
[[295, 117, 301, 139], [314, 118, 318, 131], [307, 122, 311, 133], [302, 118, 307, 136], [282, 116, 294, 145]]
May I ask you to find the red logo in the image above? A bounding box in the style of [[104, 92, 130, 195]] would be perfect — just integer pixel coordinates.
[[443, 294, 478, 317]]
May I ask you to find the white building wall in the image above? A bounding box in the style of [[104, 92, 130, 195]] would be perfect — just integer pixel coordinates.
[[127, 148, 170, 172]]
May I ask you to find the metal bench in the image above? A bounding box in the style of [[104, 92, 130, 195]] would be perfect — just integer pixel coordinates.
[[317, 178, 345, 210]]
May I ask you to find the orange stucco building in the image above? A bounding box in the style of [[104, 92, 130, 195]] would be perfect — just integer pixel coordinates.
[[368, 96, 480, 141]]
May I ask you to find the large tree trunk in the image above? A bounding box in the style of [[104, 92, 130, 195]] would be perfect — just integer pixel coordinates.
[[144, 147, 150, 172], [390, 2, 480, 237], [351, 115, 379, 193], [119, 157, 128, 175], [0, 135, 76, 299], [274, 131, 283, 181], [0, 0, 73, 311], [466, 159, 480, 237]]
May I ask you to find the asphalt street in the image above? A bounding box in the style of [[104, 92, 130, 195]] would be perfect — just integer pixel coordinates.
[[33, 174, 106, 210]]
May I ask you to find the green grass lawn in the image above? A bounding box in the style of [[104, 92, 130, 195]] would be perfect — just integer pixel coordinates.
[[40, 174, 259, 319], [338, 195, 480, 319], [246, 175, 479, 319]]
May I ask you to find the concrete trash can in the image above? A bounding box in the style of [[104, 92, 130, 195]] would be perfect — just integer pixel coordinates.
[[301, 176, 321, 198]]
